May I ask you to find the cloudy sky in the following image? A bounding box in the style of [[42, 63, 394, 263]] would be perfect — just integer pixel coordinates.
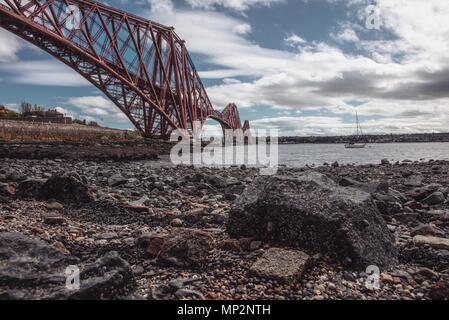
[[1, 0, 449, 136]]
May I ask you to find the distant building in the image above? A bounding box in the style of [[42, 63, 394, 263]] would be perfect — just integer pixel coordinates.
[[20, 108, 73, 124], [0, 104, 72, 124]]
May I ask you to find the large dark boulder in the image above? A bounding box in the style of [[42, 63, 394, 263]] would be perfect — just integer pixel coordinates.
[[227, 172, 398, 269], [0, 233, 135, 300]]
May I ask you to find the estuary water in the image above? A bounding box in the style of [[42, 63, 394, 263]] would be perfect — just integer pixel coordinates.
[[277, 142, 449, 167]]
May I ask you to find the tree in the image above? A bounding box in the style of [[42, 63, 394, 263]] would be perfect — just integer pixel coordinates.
[[87, 121, 99, 127], [73, 119, 85, 125], [20, 101, 32, 114]]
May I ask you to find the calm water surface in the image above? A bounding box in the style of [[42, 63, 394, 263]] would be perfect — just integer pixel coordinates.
[[278, 143, 449, 167]]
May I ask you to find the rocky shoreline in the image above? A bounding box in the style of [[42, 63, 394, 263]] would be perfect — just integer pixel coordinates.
[[1, 152, 449, 300]]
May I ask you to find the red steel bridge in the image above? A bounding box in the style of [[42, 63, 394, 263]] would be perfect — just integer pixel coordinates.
[[0, 0, 250, 138]]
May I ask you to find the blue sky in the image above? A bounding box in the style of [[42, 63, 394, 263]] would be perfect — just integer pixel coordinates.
[[1, 0, 449, 136]]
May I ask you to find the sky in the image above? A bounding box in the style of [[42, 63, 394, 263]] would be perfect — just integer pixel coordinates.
[[1, 0, 449, 136]]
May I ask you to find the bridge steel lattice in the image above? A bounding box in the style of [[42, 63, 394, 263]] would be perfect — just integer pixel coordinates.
[[0, 0, 250, 138]]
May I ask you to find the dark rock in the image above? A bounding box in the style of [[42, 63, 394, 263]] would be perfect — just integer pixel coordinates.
[[404, 175, 423, 188], [43, 215, 65, 225], [108, 174, 128, 187], [206, 175, 226, 188], [39, 173, 93, 203], [416, 268, 439, 280], [0, 232, 135, 300], [218, 239, 241, 252], [0, 183, 15, 198], [250, 241, 263, 251], [407, 184, 442, 201], [340, 179, 389, 194], [16, 179, 45, 199], [7, 172, 26, 182], [65, 251, 135, 300], [422, 192, 446, 206], [170, 218, 183, 227], [45, 202, 64, 211], [373, 193, 403, 215], [381, 159, 390, 165], [430, 280, 449, 300], [338, 177, 358, 187], [227, 171, 398, 268]]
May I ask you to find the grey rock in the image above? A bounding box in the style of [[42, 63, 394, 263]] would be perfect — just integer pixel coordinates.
[[170, 218, 183, 227], [0, 232, 78, 296], [413, 235, 449, 250], [97, 232, 119, 240], [0, 232, 135, 300], [16, 179, 45, 199], [422, 192, 446, 206], [45, 202, 64, 211], [0, 183, 14, 197], [411, 224, 445, 237], [404, 174, 423, 188], [108, 174, 128, 187], [43, 215, 65, 225]]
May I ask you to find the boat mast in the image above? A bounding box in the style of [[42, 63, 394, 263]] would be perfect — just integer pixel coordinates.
[[356, 111, 363, 139]]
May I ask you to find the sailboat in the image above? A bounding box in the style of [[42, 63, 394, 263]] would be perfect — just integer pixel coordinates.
[[345, 112, 367, 149]]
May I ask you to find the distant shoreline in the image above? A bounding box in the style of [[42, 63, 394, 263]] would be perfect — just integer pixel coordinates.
[[277, 132, 449, 144]]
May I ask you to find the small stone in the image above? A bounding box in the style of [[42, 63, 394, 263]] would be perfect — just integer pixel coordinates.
[[0, 183, 15, 197], [411, 224, 444, 237], [381, 159, 390, 165], [250, 241, 263, 251], [218, 239, 241, 252], [108, 174, 128, 187], [413, 235, 449, 250], [45, 202, 64, 211], [381, 273, 394, 284], [132, 265, 145, 276], [236, 285, 247, 294], [170, 218, 183, 227], [98, 232, 118, 240], [53, 241, 70, 255], [422, 192, 445, 206], [416, 268, 439, 280], [250, 248, 310, 284], [43, 215, 64, 225]]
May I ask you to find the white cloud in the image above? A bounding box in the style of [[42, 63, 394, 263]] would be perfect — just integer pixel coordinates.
[[232, 23, 252, 35], [65, 95, 130, 125], [0, 29, 21, 62], [184, 0, 285, 11], [0, 60, 89, 86], [332, 28, 359, 43], [285, 33, 306, 47], [2, 0, 449, 135], [144, 0, 449, 134]]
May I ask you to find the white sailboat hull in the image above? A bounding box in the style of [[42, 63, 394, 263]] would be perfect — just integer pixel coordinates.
[[345, 143, 366, 149]]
